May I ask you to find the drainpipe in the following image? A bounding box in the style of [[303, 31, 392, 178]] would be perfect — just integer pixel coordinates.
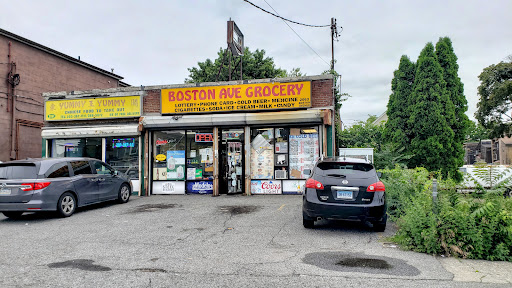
[[7, 41, 16, 159]]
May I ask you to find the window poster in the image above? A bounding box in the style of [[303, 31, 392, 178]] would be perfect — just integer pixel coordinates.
[[186, 181, 213, 194], [289, 133, 319, 179], [282, 180, 306, 194], [152, 181, 185, 195], [250, 147, 274, 179], [167, 150, 185, 180], [251, 180, 282, 194]]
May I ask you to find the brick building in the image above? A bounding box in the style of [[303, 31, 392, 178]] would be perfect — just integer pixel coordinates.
[[42, 75, 335, 196], [0, 28, 127, 161]]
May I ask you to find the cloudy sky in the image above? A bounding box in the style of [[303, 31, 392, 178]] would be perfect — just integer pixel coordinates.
[[2, 0, 511, 125]]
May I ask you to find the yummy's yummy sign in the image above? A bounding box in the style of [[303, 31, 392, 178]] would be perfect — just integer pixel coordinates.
[[45, 96, 141, 121], [161, 81, 311, 114]]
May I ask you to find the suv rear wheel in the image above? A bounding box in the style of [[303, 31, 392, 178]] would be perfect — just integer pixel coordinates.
[[303, 213, 314, 228], [373, 214, 387, 232]]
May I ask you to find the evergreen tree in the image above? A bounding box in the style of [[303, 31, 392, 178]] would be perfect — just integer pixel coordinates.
[[408, 43, 456, 178], [384, 55, 415, 153], [435, 37, 469, 170]]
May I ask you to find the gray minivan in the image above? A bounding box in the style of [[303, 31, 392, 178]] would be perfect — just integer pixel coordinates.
[[0, 157, 132, 218]]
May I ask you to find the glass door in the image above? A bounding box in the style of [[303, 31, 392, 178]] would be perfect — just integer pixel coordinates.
[[220, 129, 244, 194]]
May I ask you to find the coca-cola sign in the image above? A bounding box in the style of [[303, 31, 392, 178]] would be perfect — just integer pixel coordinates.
[[251, 180, 282, 194]]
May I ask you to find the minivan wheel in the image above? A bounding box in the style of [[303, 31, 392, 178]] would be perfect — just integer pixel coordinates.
[[2, 211, 23, 219], [118, 183, 130, 204], [57, 192, 76, 218]]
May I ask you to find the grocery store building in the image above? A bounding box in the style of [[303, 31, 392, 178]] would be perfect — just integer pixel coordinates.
[[42, 75, 335, 196]]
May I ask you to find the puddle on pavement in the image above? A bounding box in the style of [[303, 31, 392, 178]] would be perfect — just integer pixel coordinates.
[[336, 257, 392, 269], [48, 259, 111, 272], [218, 205, 260, 215], [128, 204, 178, 213], [303, 252, 420, 276]]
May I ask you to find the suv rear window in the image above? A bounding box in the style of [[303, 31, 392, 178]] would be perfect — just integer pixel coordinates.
[[0, 164, 38, 179], [315, 162, 375, 177]]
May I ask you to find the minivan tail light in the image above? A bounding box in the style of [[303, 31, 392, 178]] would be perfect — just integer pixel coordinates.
[[21, 182, 51, 191], [306, 178, 324, 190], [367, 181, 385, 192]]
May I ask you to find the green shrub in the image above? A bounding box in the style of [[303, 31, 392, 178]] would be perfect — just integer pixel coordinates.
[[382, 167, 512, 261]]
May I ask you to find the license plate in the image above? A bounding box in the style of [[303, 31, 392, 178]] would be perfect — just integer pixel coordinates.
[[336, 191, 352, 199], [0, 188, 11, 195]]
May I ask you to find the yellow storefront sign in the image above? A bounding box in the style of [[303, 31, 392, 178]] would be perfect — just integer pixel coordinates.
[[161, 81, 311, 114], [45, 96, 141, 121]]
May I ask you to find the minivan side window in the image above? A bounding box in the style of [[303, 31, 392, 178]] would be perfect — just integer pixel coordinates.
[[70, 161, 93, 176], [45, 162, 70, 178], [92, 161, 113, 175]]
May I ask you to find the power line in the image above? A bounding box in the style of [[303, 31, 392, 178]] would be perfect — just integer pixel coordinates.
[[242, 0, 330, 27], [262, 0, 330, 67]]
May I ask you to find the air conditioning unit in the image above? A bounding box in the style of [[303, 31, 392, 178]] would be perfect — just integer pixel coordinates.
[[275, 170, 287, 179]]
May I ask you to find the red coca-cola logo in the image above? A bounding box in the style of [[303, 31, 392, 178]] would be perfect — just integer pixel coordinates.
[[262, 182, 281, 190]]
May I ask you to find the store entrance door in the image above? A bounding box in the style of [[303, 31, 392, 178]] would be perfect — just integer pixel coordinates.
[[220, 129, 244, 194]]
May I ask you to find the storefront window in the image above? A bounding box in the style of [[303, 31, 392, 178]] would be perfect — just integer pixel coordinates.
[[274, 128, 289, 179], [106, 137, 139, 180], [51, 138, 102, 159], [250, 128, 274, 179], [186, 130, 214, 180], [289, 127, 320, 179], [153, 131, 186, 180]]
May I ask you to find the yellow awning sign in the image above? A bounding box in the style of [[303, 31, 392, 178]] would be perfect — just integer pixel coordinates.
[[45, 96, 141, 121], [161, 81, 311, 114]]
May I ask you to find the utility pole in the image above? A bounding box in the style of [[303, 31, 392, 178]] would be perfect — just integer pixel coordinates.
[[331, 18, 336, 71], [330, 17, 339, 156]]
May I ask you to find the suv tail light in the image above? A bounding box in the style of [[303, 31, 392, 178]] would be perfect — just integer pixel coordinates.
[[306, 178, 324, 190], [21, 182, 51, 191], [367, 181, 385, 192]]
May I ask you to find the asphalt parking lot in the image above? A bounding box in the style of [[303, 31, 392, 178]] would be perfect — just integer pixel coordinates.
[[1, 194, 511, 287]]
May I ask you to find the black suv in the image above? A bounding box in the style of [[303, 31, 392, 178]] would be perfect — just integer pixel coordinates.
[[302, 157, 386, 231]]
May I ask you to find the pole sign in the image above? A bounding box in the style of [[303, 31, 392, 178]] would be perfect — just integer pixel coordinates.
[[45, 96, 141, 121], [161, 81, 311, 114]]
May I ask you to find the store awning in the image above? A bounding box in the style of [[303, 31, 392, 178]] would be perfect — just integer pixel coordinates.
[[42, 125, 140, 138], [141, 110, 325, 128]]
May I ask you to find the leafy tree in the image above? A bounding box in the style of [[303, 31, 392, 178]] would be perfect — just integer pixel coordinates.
[[339, 115, 383, 150], [384, 55, 416, 151], [466, 120, 490, 142], [338, 115, 411, 169], [323, 67, 350, 148], [287, 67, 305, 78], [435, 37, 470, 168], [407, 43, 457, 179], [475, 58, 512, 138], [185, 47, 286, 83]]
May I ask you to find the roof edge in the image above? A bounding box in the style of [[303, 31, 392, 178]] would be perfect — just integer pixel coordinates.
[[0, 28, 124, 80]]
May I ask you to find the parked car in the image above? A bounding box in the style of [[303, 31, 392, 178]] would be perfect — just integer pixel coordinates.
[[0, 157, 132, 218], [302, 157, 387, 231]]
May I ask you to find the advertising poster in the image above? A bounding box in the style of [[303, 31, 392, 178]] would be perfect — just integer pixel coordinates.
[[282, 180, 306, 194], [250, 147, 273, 179], [289, 134, 319, 179], [167, 150, 185, 180], [186, 181, 213, 194], [251, 180, 282, 194], [152, 181, 185, 195], [153, 168, 168, 180]]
